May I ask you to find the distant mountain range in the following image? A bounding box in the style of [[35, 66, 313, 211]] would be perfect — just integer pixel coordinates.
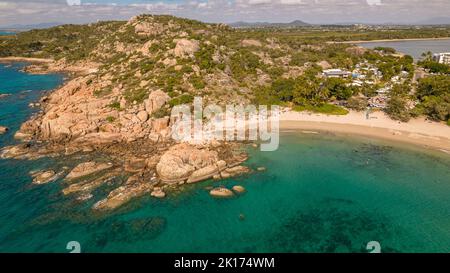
[[414, 17, 450, 25], [2, 17, 449, 32], [229, 19, 450, 28], [229, 20, 310, 28]]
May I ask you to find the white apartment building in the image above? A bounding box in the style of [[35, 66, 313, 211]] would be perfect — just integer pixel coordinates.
[[432, 53, 450, 65]]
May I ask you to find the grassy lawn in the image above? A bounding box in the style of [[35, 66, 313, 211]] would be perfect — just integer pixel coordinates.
[[292, 104, 349, 115]]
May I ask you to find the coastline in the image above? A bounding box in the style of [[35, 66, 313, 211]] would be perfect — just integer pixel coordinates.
[[280, 110, 450, 153], [329, 37, 450, 44], [0, 57, 54, 63]]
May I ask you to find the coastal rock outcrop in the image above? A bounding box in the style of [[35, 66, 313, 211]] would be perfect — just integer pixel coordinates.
[[2, 15, 260, 213], [65, 161, 113, 180]]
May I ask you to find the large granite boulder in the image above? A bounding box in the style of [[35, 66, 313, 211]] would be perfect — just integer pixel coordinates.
[[144, 90, 170, 115], [174, 39, 199, 58], [156, 143, 220, 184]]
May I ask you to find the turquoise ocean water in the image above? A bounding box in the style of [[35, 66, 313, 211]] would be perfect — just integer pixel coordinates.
[[0, 31, 15, 36], [0, 63, 449, 253]]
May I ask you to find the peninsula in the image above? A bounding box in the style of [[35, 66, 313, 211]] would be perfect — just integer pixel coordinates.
[[1, 15, 449, 211]]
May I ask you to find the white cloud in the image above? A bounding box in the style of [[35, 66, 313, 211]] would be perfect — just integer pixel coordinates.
[[1, 0, 450, 26]]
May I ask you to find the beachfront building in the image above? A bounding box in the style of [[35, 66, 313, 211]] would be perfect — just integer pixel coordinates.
[[432, 53, 450, 65], [368, 95, 388, 109], [323, 69, 351, 78]]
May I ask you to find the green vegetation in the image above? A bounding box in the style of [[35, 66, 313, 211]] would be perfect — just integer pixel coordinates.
[[324, 78, 355, 100], [230, 48, 261, 80], [364, 51, 414, 80], [292, 103, 349, 115], [255, 67, 355, 114], [385, 84, 413, 122], [3, 14, 449, 121], [108, 101, 122, 110], [415, 76, 450, 122], [346, 96, 368, 111], [94, 87, 112, 97], [124, 88, 148, 103], [152, 107, 170, 118], [374, 47, 396, 54], [418, 60, 450, 74], [169, 94, 194, 107], [190, 75, 206, 89], [106, 116, 116, 122], [194, 44, 217, 71], [418, 51, 450, 74], [386, 95, 411, 122], [0, 21, 125, 62]]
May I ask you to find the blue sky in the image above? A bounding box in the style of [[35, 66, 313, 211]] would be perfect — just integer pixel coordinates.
[[1, 0, 449, 27]]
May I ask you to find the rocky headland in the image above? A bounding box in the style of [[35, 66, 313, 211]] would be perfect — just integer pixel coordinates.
[[0, 15, 262, 211]]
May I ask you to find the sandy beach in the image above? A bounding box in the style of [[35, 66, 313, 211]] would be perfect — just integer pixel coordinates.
[[280, 110, 450, 152], [0, 57, 54, 63]]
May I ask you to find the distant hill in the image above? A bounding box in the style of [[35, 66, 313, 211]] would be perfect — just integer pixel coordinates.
[[230, 20, 310, 28]]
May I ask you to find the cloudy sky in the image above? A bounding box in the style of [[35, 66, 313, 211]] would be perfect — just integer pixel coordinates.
[[1, 0, 450, 27]]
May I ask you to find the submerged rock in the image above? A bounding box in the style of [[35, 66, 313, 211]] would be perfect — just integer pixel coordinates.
[[92, 217, 167, 245], [65, 161, 113, 181], [232, 185, 246, 194], [0, 143, 31, 159], [220, 165, 251, 179], [93, 182, 154, 210], [76, 193, 93, 201], [210, 187, 234, 198], [32, 170, 57, 185], [150, 187, 166, 198], [0, 126, 8, 134], [0, 94, 11, 99], [62, 171, 118, 195]]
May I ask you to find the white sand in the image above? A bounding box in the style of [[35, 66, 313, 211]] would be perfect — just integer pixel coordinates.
[[280, 110, 450, 152]]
